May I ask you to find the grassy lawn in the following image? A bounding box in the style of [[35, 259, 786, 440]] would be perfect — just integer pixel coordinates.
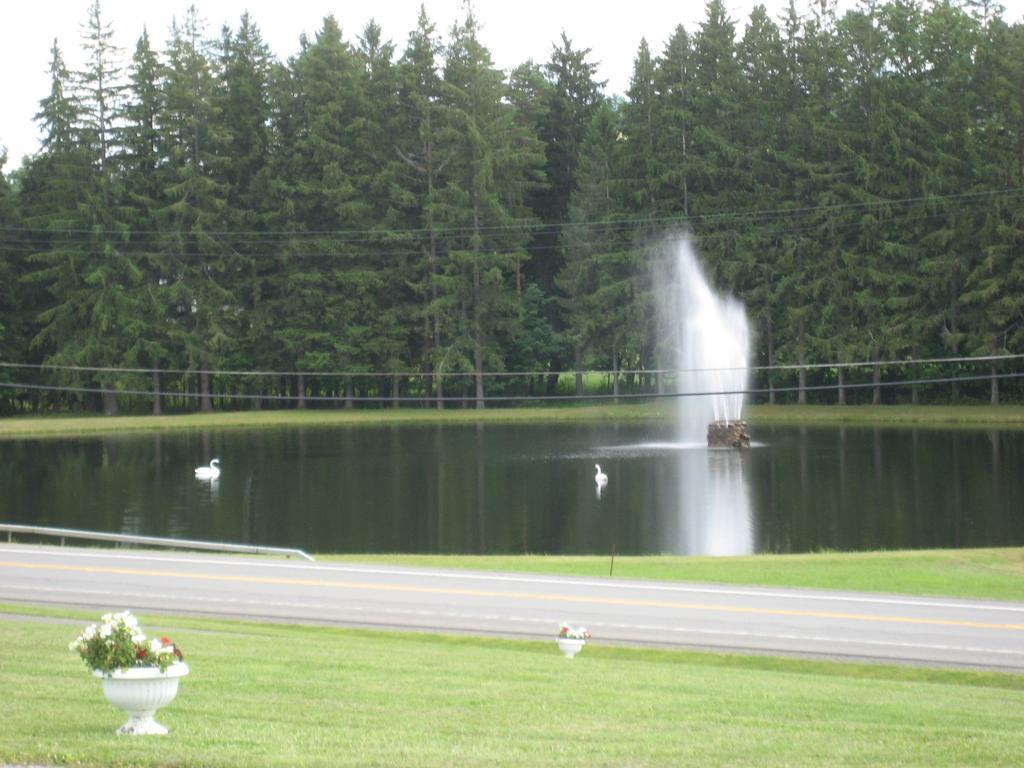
[[746, 404, 1024, 427], [2, 606, 1023, 767], [320, 548, 1024, 602], [0, 402, 668, 438], [3, 403, 1024, 439]]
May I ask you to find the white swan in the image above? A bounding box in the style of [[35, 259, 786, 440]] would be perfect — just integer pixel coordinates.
[[195, 458, 221, 479], [594, 464, 608, 486]]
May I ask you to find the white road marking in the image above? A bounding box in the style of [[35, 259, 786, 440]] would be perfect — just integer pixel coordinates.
[[5, 583, 1023, 658], [3, 545, 1022, 614]]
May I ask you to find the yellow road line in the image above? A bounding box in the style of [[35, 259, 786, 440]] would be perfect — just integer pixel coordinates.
[[3, 560, 1023, 631]]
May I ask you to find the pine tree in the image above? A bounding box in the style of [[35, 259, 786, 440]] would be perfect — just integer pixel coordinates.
[[217, 12, 275, 405], [118, 28, 171, 412], [733, 5, 788, 403], [527, 33, 605, 305], [852, 0, 930, 400], [916, 2, 980, 401], [654, 25, 696, 220], [78, 0, 123, 177], [777, 0, 845, 404], [688, 0, 744, 221], [268, 16, 368, 407], [962, 14, 1024, 404], [21, 36, 142, 415], [619, 38, 658, 220], [354, 20, 412, 405], [157, 8, 233, 411], [0, 151, 30, 411], [394, 7, 455, 406], [558, 96, 633, 399], [436, 9, 545, 407]]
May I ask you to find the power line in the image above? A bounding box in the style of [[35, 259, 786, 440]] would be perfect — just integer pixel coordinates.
[[1, 187, 1019, 241], [2, 370, 1022, 404], [1, 353, 1021, 379], [0, 190, 1013, 265]]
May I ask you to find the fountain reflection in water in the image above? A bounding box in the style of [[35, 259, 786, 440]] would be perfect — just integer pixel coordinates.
[[657, 237, 754, 555]]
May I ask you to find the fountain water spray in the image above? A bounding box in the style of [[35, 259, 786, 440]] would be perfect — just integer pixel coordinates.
[[659, 238, 751, 446]]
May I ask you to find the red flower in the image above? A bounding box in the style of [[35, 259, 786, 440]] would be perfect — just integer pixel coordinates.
[[161, 636, 170, 645]]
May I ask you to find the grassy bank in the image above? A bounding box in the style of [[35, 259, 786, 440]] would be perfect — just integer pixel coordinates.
[[0, 402, 668, 438], [321, 548, 1024, 602], [2, 402, 1024, 438], [747, 403, 1024, 427], [2, 606, 1022, 768]]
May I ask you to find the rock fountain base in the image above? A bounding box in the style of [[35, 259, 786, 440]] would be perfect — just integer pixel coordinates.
[[707, 420, 750, 449]]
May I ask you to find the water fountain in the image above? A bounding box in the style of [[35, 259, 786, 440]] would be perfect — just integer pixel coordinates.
[[653, 237, 755, 555], [658, 237, 751, 447]]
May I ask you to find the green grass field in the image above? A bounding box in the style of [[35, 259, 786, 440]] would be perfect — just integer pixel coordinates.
[[322, 547, 1024, 602], [3, 402, 1024, 439], [2, 606, 1023, 768]]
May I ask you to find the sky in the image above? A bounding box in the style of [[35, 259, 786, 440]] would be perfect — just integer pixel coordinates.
[[3, 0, 1023, 171]]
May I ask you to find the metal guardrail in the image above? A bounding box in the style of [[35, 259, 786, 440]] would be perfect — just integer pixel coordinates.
[[0, 523, 315, 561]]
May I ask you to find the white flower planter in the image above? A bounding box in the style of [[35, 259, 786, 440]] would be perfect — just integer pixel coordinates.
[[93, 662, 189, 735], [556, 637, 586, 658]]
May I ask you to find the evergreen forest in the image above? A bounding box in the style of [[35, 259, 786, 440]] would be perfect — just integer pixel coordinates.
[[1, 0, 1023, 415]]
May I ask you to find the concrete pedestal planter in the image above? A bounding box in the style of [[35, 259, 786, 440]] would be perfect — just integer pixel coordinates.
[[94, 662, 189, 735], [556, 637, 586, 658]]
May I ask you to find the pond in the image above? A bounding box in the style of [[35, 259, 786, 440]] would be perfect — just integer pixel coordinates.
[[1, 422, 1021, 556]]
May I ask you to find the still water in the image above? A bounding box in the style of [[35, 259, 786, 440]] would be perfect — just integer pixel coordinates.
[[1, 422, 1021, 556]]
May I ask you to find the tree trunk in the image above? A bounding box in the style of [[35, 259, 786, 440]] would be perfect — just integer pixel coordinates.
[[200, 368, 213, 413], [102, 388, 118, 416], [297, 372, 306, 410], [872, 363, 881, 405], [151, 371, 162, 415], [798, 367, 807, 405], [474, 345, 485, 410], [612, 350, 620, 404], [574, 347, 583, 397], [911, 345, 920, 404], [392, 374, 400, 408], [837, 367, 846, 406], [950, 316, 960, 402], [991, 363, 1000, 406]]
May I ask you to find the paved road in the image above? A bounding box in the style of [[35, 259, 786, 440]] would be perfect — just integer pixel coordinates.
[[2, 544, 1023, 671]]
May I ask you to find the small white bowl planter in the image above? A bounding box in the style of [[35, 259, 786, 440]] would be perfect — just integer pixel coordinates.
[[556, 637, 586, 658], [93, 662, 189, 735]]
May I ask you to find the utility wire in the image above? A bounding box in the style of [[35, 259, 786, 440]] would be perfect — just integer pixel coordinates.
[[2, 371, 1022, 404], [0, 187, 1019, 240], [1, 353, 1021, 379], [0, 195, 1011, 261]]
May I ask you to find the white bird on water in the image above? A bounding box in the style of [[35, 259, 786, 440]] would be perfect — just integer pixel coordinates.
[[594, 464, 608, 487], [195, 458, 221, 480]]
